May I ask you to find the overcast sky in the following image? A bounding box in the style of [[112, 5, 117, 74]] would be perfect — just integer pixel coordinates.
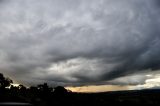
[[0, 0, 160, 90]]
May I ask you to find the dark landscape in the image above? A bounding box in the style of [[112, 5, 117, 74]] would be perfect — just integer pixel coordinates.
[[1, 73, 160, 106]]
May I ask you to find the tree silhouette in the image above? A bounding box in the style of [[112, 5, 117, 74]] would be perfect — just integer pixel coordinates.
[[0, 73, 13, 89], [37, 83, 53, 94], [18, 84, 26, 90], [54, 86, 68, 95]]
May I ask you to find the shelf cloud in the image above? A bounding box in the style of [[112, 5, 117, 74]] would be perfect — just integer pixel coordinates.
[[0, 0, 160, 87]]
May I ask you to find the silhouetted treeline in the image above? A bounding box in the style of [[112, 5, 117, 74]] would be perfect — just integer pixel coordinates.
[[1, 73, 160, 106], [0, 73, 70, 105]]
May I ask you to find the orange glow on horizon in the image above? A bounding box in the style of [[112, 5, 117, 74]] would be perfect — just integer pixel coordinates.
[[66, 85, 130, 93]]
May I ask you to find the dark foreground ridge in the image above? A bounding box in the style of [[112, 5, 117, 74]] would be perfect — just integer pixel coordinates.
[[1, 73, 160, 106]]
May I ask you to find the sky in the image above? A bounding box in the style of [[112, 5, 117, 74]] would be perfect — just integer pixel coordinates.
[[0, 0, 160, 92]]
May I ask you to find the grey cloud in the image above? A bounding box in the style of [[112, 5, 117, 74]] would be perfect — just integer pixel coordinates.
[[107, 72, 153, 86], [0, 0, 160, 87]]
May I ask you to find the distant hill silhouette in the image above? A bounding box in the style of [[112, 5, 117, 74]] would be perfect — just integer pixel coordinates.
[[0, 73, 160, 106]]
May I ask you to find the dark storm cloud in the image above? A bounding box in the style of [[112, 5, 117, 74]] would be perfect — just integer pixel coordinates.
[[0, 0, 160, 86]]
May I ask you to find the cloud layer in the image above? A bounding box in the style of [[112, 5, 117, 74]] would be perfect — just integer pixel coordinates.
[[0, 0, 160, 87]]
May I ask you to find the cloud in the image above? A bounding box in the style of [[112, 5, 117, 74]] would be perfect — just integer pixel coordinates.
[[0, 0, 160, 87], [130, 71, 160, 89]]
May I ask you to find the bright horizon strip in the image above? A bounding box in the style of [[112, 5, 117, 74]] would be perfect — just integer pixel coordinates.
[[11, 84, 20, 86], [66, 85, 131, 93]]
